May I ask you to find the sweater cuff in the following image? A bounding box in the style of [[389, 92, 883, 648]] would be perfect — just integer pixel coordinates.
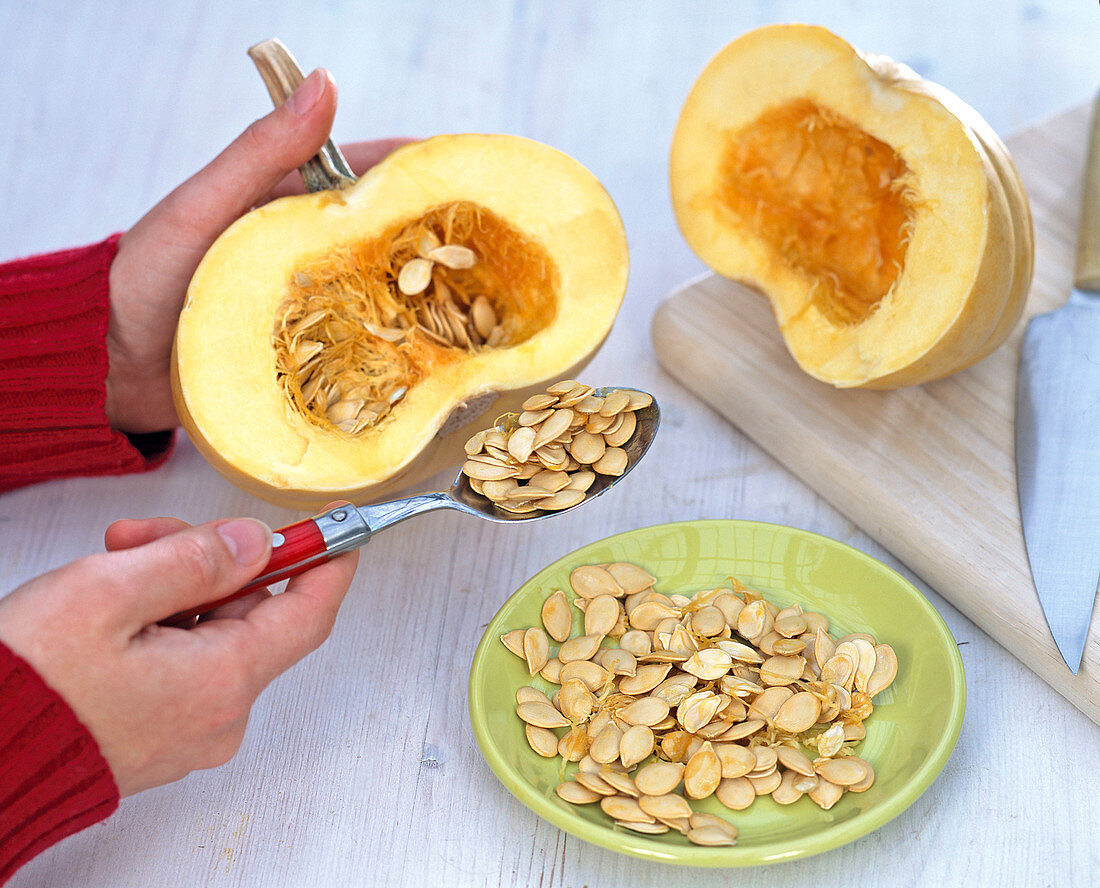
[[0, 234, 175, 493], [0, 643, 119, 885]]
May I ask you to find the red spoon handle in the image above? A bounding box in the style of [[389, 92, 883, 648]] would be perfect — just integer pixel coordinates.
[[160, 503, 368, 628]]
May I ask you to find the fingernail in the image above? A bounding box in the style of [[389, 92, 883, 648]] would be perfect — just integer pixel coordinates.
[[218, 518, 271, 565], [288, 68, 327, 117]]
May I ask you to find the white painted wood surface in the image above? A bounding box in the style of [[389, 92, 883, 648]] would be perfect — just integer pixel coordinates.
[[1, 2, 1098, 886]]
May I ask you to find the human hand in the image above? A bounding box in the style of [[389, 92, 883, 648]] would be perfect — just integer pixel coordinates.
[[105, 67, 412, 433], [0, 514, 358, 797]]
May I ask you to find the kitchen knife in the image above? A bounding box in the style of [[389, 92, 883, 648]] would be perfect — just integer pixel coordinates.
[[1015, 93, 1100, 674]]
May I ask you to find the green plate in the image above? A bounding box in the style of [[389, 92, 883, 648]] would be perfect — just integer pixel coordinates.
[[467, 520, 966, 866]]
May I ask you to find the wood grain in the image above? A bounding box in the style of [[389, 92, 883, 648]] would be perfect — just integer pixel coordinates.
[[652, 103, 1100, 723]]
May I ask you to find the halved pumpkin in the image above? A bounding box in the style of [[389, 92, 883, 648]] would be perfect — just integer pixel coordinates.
[[172, 134, 628, 509], [669, 24, 1034, 388]]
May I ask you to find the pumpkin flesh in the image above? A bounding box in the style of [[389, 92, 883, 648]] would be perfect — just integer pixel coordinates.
[[173, 134, 628, 509]]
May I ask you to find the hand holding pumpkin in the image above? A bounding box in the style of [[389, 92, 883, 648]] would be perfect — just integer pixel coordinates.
[[0, 513, 358, 797], [103, 66, 411, 434]]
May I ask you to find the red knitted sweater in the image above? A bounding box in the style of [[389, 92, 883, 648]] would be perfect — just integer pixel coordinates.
[[0, 235, 174, 883]]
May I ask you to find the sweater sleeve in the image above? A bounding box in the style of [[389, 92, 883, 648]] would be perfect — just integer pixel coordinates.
[[0, 234, 174, 492], [0, 642, 119, 885]]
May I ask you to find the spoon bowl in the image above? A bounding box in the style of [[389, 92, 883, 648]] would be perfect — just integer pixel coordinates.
[[444, 386, 661, 522]]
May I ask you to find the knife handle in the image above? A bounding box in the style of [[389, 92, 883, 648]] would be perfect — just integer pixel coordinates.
[[159, 502, 370, 628], [1076, 92, 1100, 291]]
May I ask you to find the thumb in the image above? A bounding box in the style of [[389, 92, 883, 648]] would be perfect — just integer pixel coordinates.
[[100, 518, 274, 630], [157, 67, 338, 239]]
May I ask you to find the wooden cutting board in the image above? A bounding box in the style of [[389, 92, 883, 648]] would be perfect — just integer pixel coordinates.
[[652, 103, 1099, 725]]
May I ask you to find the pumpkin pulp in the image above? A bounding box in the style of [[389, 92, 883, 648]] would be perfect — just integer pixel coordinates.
[[273, 200, 559, 436], [717, 99, 916, 325]]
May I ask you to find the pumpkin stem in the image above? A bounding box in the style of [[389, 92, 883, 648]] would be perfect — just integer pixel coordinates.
[[248, 38, 357, 192]]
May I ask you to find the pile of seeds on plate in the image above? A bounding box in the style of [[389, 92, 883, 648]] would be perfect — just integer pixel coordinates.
[[500, 562, 898, 846], [462, 381, 652, 514]]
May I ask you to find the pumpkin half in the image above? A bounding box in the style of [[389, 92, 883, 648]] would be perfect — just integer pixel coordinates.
[[669, 24, 1034, 388], [172, 134, 628, 509]]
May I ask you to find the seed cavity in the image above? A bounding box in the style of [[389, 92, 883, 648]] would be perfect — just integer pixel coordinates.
[[273, 201, 558, 436]]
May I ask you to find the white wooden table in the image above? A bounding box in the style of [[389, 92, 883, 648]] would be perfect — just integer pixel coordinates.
[[3, 2, 1099, 885]]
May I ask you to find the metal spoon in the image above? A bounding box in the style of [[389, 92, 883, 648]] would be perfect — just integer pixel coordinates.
[[162, 389, 660, 626]]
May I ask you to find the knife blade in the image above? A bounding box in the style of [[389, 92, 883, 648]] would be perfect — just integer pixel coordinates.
[[1015, 93, 1100, 674]]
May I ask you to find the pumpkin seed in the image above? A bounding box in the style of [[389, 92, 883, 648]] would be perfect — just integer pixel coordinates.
[[713, 718, 766, 741], [616, 820, 669, 835], [397, 257, 433, 295], [677, 691, 722, 734], [776, 745, 816, 777], [715, 776, 756, 811], [814, 756, 869, 786], [713, 743, 756, 779], [541, 590, 573, 642], [585, 595, 620, 637], [866, 644, 898, 696], [634, 761, 685, 796], [618, 663, 672, 696], [539, 657, 563, 684], [682, 648, 733, 681], [600, 795, 654, 824], [851, 638, 878, 693], [815, 723, 846, 758], [598, 768, 639, 798], [606, 562, 655, 595], [747, 686, 792, 722], [689, 812, 738, 839], [558, 678, 596, 722], [748, 769, 782, 795], [500, 628, 526, 658], [771, 770, 805, 805], [808, 776, 845, 810], [538, 488, 587, 511], [525, 724, 560, 757], [427, 243, 476, 269], [618, 629, 652, 657], [558, 634, 603, 663], [556, 781, 602, 804], [819, 652, 856, 688], [736, 600, 772, 641], [619, 725, 655, 769], [558, 725, 590, 761], [507, 426, 537, 463], [574, 770, 617, 796], [772, 691, 822, 733], [560, 659, 610, 692], [590, 724, 625, 764], [687, 825, 737, 847], [683, 741, 722, 799], [599, 648, 637, 677], [522, 627, 550, 674], [619, 696, 671, 727], [592, 446, 628, 476], [515, 686, 554, 707], [571, 565, 622, 599], [638, 792, 693, 820], [515, 701, 568, 729], [848, 759, 876, 793], [759, 654, 806, 686]]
